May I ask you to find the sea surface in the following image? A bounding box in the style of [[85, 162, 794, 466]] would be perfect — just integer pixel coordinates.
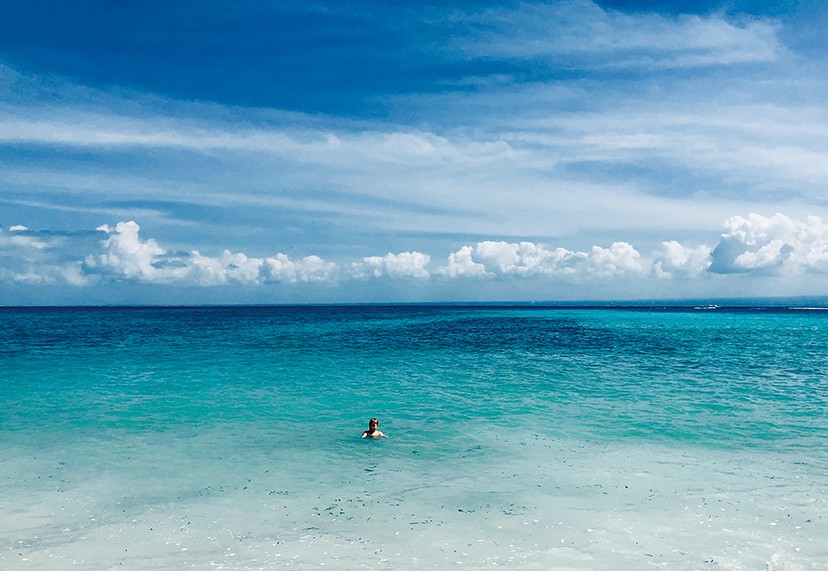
[[1, 305, 826, 570]]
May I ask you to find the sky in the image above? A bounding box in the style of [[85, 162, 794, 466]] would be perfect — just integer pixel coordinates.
[[1, 0, 828, 304]]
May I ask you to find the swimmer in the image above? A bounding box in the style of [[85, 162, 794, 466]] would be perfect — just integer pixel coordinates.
[[362, 417, 386, 438]]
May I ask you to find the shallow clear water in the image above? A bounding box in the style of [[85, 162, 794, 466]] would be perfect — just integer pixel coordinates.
[[1, 306, 826, 570]]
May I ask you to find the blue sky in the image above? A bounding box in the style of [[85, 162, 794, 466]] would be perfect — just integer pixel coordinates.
[[1, 0, 828, 304]]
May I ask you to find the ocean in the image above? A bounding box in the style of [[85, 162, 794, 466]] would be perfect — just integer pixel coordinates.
[[1, 305, 826, 570]]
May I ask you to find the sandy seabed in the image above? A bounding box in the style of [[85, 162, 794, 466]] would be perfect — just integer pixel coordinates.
[[3, 429, 826, 571]]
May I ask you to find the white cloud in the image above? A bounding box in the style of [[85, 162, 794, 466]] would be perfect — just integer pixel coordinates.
[[710, 213, 828, 274], [0, 261, 92, 287], [86, 221, 186, 283], [84, 220, 338, 285], [351, 252, 431, 279], [438, 240, 645, 280], [0, 232, 51, 251], [586, 242, 645, 278], [262, 254, 337, 284], [60, 262, 91, 286], [473, 241, 550, 276], [653, 241, 713, 278], [0, 111, 512, 171], [0, 225, 62, 252], [0, 225, 90, 286], [453, 1, 781, 69], [438, 245, 489, 278], [189, 250, 264, 286]]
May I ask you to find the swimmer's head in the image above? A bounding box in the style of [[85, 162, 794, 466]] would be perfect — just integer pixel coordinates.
[[369, 418, 378, 428]]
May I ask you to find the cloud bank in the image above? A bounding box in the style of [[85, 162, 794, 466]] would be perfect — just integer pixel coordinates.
[[83, 221, 337, 286], [2, 213, 826, 296]]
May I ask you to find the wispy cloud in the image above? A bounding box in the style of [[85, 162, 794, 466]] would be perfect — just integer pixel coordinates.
[[450, 1, 782, 70], [5, 88, 828, 248]]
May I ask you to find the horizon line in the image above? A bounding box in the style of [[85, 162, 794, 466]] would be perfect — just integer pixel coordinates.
[[2, 296, 828, 311]]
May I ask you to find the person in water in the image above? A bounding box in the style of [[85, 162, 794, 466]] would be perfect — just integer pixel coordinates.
[[362, 417, 386, 438]]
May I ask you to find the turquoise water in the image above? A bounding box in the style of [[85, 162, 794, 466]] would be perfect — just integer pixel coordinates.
[[2, 306, 827, 570]]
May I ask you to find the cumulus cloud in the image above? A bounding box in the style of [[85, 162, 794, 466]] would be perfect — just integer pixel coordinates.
[[585, 242, 645, 278], [84, 221, 338, 286], [653, 241, 713, 278], [351, 252, 431, 279], [438, 245, 488, 278], [262, 254, 337, 284], [710, 213, 828, 274], [86, 221, 181, 282], [189, 250, 264, 286], [439, 240, 645, 279]]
